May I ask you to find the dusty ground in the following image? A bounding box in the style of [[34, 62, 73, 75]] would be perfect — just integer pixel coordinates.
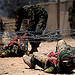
[[0, 38, 75, 75]]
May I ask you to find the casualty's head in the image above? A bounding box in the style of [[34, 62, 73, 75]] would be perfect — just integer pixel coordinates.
[[14, 6, 25, 18]]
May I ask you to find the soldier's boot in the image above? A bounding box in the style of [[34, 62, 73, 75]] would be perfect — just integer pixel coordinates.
[[23, 54, 35, 69]]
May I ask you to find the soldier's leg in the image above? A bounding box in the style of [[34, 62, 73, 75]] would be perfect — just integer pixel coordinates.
[[28, 32, 41, 54], [30, 42, 40, 54]]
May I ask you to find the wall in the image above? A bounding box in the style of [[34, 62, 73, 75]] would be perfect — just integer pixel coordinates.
[[38, 0, 73, 36]]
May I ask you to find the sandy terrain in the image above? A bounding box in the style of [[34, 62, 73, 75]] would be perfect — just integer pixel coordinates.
[[0, 38, 75, 75]]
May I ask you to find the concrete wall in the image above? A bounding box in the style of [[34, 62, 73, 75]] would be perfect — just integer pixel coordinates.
[[38, 0, 73, 36], [46, 3, 57, 31]]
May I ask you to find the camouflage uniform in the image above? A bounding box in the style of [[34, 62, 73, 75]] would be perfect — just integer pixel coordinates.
[[55, 40, 75, 73], [14, 5, 48, 53], [0, 42, 19, 57], [23, 40, 75, 73], [0, 34, 28, 57], [0, 42, 28, 57], [68, 6, 75, 36]]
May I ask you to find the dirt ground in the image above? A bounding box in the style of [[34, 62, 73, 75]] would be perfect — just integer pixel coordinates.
[[0, 38, 75, 75]]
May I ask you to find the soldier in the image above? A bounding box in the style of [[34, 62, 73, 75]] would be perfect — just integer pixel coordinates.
[[23, 40, 75, 73], [0, 33, 28, 57], [68, 6, 75, 37], [68, 6, 73, 29], [14, 5, 48, 54]]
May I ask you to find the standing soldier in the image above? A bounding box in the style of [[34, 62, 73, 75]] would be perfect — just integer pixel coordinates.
[[68, 6, 73, 29], [14, 5, 48, 54], [68, 1, 75, 37], [68, 6, 75, 37]]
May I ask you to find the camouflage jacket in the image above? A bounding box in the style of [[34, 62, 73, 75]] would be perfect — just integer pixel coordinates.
[[34, 40, 75, 73], [68, 6, 75, 21], [0, 34, 28, 57], [15, 5, 48, 33]]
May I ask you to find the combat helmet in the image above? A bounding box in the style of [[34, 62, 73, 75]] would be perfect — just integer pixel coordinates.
[[14, 6, 24, 16]]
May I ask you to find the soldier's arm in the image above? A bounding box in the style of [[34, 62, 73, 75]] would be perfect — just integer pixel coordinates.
[[36, 9, 48, 34], [15, 16, 23, 31]]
